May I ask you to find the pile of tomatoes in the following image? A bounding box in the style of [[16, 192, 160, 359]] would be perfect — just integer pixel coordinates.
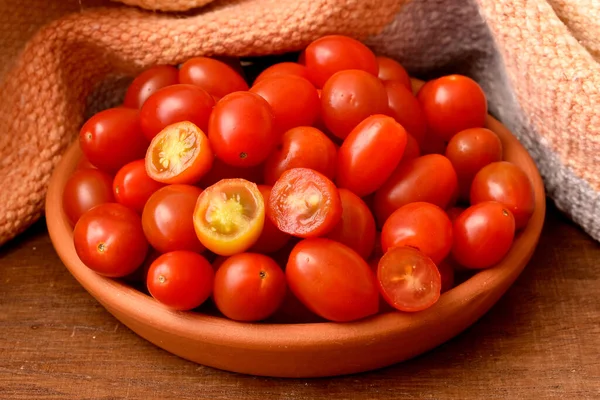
[[63, 35, 535, 323]]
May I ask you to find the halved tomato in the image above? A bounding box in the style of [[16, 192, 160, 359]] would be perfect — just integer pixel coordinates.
[[193, 179, 265, 256]]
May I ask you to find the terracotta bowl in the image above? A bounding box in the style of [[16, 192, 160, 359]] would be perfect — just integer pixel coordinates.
[[46, 115, 546, 378]]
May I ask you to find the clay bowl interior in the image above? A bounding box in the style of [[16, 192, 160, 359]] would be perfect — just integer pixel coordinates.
[[46, 115, 546, 378]]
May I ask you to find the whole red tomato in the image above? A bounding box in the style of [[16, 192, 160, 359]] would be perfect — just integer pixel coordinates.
[[376, 56, 411, 89], [384, 80, 427, 145], [254, 62, 310, 84], [63, 168, 115, 226], [179, 56, 249, 99], [123, 65, 179, 109], [113, 159, 165, 214]]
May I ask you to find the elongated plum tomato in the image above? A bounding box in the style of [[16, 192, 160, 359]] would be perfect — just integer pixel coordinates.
[[381, 202, 453, 264], [401, 134, 421, 163], [123, 65, 179, 109], [254, 62, 311, 84], [376, 56, 411, 90], [452, 201, 515, 269], [268, 168, 342, 238], [113, 159, 165, 214], [286, 238, 379, 322], [326, 188, 376, 259], [208, 91, 276, 167], [63, 168, 115, 226], [193, 179, 265, 256], [337, 114, 407, 197], [179, 57, 249, 99], [79, 108, 149, 173], [145, 121, 213, 184], [147, 251, 214, 311], [73, 203, 149, 277], [384, 80, 427, 145], [377, 246, 441, 312], [263, 126, 337, 185], [213, 253, 286, 321], [470, 161, 535, 230], [250, 185, 291, 253]]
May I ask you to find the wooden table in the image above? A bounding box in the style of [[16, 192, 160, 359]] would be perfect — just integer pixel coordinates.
[[1, 200, 598, 399]]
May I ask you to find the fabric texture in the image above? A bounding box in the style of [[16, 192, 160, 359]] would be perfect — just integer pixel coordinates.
[[0, 0, 598, 246]]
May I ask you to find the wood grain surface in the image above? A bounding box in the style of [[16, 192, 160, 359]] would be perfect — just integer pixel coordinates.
[[1, 200, 599, 400]]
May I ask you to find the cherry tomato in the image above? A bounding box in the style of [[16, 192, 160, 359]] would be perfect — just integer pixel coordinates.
[[250, 75, 320, 135], [268, 168, 342, 238], [254, 62, 310, 84], [437, 261, 455, 293], [250, 185, 291, 253], [304, 35, 378, 88], [337, 114, 407, 197], [452, 201, 515, 269], [79, 108, 148, 173], [286, 238, 379, 322], [123, 65, 179, 109], [321, 69, 389, 139], [376, 56, 411, 90], [145, 121, 213, 184], [446, 206, 465, 223], [401, 134, 421, 162], [193, 179, 265, 256], [374, 154, 458, 226], [113, 160, 165, 214], [179, 57, 248, 99], [263, 126, 337, 185], [445, 128, 503, 200], [384, 80, 427, 145], [377, 246, 441, 312], [139, 84, 215, 141], [417, 75, 487, 141], [326, 188, 376, 259], [147, 251, 214, 311], [73, 203, 149, 277], [381, 202, 453, 264], [199, 158, 263, 188], [470, 161, 535, 230], [208, 91, 276, 167], [63, 169, 115, 226], [142, 185, 205, 253], [213, 253, 286, 321]]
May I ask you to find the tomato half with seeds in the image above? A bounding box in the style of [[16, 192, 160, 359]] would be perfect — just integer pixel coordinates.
[[63, 168, 115, 226], [250, 185, 291, 254], [193, 179, 265, 256], [179, 56, 249, 99], [254, 62, 311, 84], [113, 159, 165, 214], [123, 65, 179, 109], [268, 168, 342, 238], [376, 56, 411, 90]]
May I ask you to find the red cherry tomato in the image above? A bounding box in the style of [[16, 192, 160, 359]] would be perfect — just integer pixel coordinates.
[[63, 169, 115, 226], [401, 134, 421, 162], [179, 56, 249, 99], [321, 69, 389, 139], [254, 62, 311, 84], [139, 84, 215, 141], [417, 75, 488, 141], [304, 35, 378, 88], [147, 251, 214, 311], [123, 65, 179, 109], [142, 185, 205, 253], [337, 114, 407, 197], [286, 238, 379, 322], [384, 80, 427, 145], [263, 126, 337, 185], [113, 159, 165, 214], [326, 188, 376, 260], [79, 108, 149, 173], [208, 91, 276, 167], [381, 202, 453, 264], [437, 261, 455, 293], [452, 201, 515, 269], [73, 203, 149, 277], [446, 206, 466, 223], [250, 185, 291, 253], [470, 161, 535, 230], [268, 168, 342, 238], [213, 253, 286, 321], [376, 56, 411, 90], [199, 158, 264, 188], [377, 246, 441, 312]]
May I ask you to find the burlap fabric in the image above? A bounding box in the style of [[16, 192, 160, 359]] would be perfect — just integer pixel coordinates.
[[0, 0, 598, 246]]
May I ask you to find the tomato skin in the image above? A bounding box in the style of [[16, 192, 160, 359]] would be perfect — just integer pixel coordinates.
[[254, 62, 311, 84], [321, 69, 389, 140], [446, 206, 466, 223], [381, 202, 453, 264], [63, 168, 115, 226], [326, 189, 376, 260], [179, 57, 248, 99], [139, 84, 215, 141], [417, 75, 488, 141], [147, 251, 214, 311], [199, 158, 264, 188], [384, 80, 427, 145], [452, 201, 515, 269], [376, 56, 411, 90], [123, 65, 179, 109], [263, 126, 337, 185], [142, 185, 205, 254], [208, 91, 276, 167], [401, 134, 421, 162], [470, 161, 535, 230], [79, 108, 149, 173], [73, 203, 149, 277], [250, 185, 291, 253], [373, 154, 458, 226], [113, 160, 165, 214], [286, 238, 379, 322], [76, 156, 97, 171], [337, 115, 407, 197], [213, 253, 286, 321]]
